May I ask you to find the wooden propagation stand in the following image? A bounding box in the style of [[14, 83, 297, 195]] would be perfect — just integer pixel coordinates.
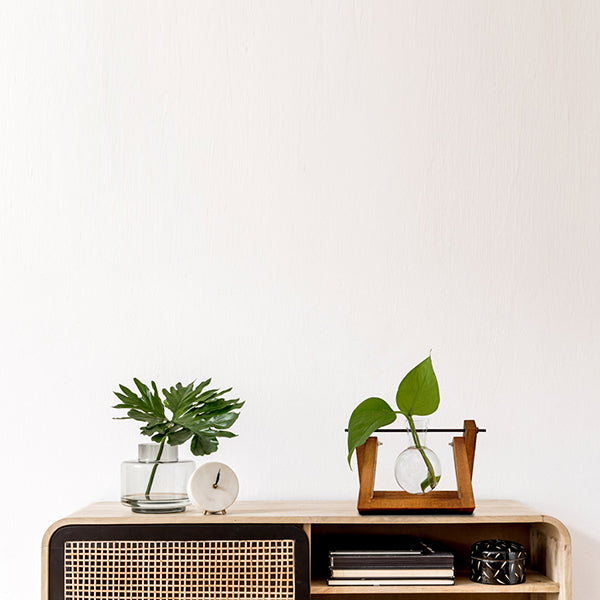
[[356, 419, 479, 514], [43, 500, 571, 600]]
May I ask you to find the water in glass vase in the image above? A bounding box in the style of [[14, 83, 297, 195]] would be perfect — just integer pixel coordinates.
[[394, 417, 441, 494]]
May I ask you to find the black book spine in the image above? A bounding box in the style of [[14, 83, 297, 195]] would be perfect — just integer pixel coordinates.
[[330, 559, 454, 569]]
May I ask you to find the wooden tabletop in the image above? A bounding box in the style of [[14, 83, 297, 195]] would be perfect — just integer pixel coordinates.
[[60, 499, 548, 525]]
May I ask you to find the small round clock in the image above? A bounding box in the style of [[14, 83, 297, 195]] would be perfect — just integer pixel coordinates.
[[187, 462, 239, 514]]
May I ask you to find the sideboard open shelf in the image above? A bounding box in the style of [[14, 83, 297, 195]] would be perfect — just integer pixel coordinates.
[[42, 500, 571, 600]]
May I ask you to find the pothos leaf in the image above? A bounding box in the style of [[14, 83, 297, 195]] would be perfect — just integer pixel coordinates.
[[395, 355, 439, 416], [347, 397, 397, 466], [345, 355, 442, 486]]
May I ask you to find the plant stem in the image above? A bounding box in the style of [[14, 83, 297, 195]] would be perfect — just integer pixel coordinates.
[[406, 414, 438, 491], [145, 438, 166, 499]]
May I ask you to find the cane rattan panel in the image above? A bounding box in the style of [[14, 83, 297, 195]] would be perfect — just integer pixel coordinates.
[[64, 539, 296, 600]]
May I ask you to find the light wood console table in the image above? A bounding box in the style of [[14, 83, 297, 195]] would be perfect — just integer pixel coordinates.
[[42, 499, 571, 600]]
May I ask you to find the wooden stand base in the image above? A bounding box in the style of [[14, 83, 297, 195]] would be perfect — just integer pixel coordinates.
[[356, 420, 478, 514]]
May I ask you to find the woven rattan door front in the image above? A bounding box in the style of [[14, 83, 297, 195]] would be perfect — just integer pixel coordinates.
[[48, 524, 309, 600]]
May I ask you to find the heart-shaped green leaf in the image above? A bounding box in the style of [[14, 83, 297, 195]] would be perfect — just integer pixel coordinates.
[[347, 397, 397, 466], [395, 355, 439, 416]]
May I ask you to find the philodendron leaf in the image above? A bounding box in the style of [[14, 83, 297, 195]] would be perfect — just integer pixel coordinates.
[[190, 433, 219, 456], [214, 430, 237, 438], [114, 377, 243, 461], [395, 355, 440, 416], [347, 397, 396, 466], [167, 428, 193, 445]]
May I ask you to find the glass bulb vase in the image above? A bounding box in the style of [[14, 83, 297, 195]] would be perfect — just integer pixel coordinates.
[[121, 443, 195, 513], [394, 417, 441, 494]]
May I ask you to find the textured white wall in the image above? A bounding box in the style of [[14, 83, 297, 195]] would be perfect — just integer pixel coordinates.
[[1, 2, 598, 598]]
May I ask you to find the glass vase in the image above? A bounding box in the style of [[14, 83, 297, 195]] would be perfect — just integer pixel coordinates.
[[394, 417, 441, 494], [121, 443, 195, 513]]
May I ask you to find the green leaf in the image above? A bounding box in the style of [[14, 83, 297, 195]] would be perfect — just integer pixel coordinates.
[[113, 377, 243, 456], [347, 397, 396, 466], [207, 411, 239, 429], [208, 386, 233, 398], [127, 409, 163, 424], [150, 381, 166, 419], [114, 389, 144, 409], [395, 356, 439, 417], [173, 414, 212, 436], [167, 428, 194, 445], [198, 388, 232, 404], [214, 430, 237, 438], [140, 423, 169, 437], [131, 378, 163, 419], [119, 384, 141, 402], [133, 378, 150, 401], [190, 433, 219, 456], [163, 381, 200, 417], [200, 399, 245, 417], [113, 380, 165, 421]]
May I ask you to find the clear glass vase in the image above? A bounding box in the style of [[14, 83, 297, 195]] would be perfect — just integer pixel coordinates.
[[121, 443, 195, 513], [394, 417, 442, 494]]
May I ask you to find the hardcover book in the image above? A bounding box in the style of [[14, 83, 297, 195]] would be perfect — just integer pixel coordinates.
[[330, 568, 454, 579], [329, 538, 454, 570], [326, 578, 455, 586]]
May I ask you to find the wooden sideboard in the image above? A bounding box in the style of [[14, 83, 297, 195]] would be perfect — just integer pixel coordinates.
[[42, 499, 571, 600]]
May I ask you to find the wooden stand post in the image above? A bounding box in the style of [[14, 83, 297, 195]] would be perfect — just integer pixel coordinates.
[[356, 420, 478, 514]]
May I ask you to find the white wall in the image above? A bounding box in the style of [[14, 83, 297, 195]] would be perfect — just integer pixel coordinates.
[[1, 1, 598, 598]]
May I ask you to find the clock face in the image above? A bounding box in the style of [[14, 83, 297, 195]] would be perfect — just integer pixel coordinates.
[[187, 462, 239, 513]]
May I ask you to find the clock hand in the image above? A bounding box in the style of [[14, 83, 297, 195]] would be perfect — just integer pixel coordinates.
[[212, 469, 221, 489]]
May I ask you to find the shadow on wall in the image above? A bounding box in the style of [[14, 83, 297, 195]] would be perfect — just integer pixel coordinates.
[[570, 527, 597, 598]]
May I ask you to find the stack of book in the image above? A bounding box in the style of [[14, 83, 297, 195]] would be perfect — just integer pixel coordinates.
[[327, 538, 454, 586]]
